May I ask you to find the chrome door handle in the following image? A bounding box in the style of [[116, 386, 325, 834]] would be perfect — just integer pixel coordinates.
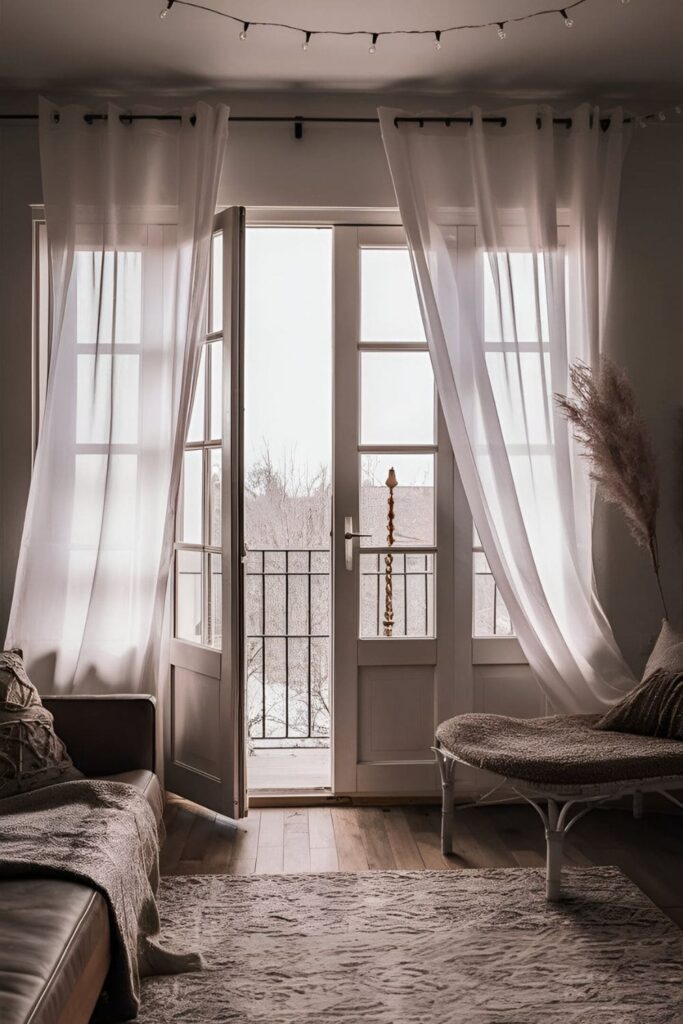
[[344, 516, 371, 571]]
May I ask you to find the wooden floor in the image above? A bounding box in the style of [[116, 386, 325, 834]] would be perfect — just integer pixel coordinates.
[[161, 795, 683, 927]]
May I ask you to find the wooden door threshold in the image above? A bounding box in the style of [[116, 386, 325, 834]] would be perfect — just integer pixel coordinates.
[[249, 791, 442, 808]]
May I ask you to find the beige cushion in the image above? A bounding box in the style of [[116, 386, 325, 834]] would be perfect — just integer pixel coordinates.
[[0, 650, 81, 799], [643, 619, 683, 678], [595, 668, 683, 740]]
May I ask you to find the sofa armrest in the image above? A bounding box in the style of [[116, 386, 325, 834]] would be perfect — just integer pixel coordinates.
[[42, 695, 156, 777]]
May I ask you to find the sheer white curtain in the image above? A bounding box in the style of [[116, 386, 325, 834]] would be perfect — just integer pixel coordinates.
[[6, 99, 228, 692], [380, 104, 635, 712]]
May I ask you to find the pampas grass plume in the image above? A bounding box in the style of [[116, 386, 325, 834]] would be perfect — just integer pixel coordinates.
[[556, 357, 668, 619]]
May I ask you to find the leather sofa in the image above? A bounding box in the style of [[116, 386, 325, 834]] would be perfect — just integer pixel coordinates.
[[0, 694, 163, 1024]]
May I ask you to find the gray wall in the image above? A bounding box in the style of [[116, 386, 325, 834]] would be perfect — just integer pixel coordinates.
[[599, 126, 683, 672], [0, 124, 42, 636], [1, 98, 681, 678]]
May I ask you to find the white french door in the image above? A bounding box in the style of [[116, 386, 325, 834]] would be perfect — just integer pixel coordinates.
[[332, 226, 457, 796], [165, 207, 247, 819]]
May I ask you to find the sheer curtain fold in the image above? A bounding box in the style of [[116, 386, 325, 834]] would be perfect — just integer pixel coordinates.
[[380, 103, 634, 712], [6, 98, 228, 693]]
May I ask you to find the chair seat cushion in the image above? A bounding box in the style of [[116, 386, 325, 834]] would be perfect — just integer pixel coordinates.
[[435, 713, 683, 787]]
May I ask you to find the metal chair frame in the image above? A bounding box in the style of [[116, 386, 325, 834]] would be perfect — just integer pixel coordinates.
[[433, 741, 683, 901]]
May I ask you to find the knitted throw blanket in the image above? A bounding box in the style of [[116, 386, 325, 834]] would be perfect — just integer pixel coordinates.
[[0, 779, 201, 1022]]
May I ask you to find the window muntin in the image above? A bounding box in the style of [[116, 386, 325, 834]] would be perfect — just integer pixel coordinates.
[[173, 231, 223, 650]]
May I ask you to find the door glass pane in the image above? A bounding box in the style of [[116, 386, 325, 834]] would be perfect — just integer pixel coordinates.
[[360, 249, 425, 342], [186, 346, 206, 443], [361, 351, 434, 445], [359, 552, 434, 637], [210, 231, 223, 333], [176, 549, 202, 643], [180, 449, 203, 544], [209, 447, 221, 547], [208, 553, 222, 649], [209, 340, 222, 440], [360, 453, 434, 547]]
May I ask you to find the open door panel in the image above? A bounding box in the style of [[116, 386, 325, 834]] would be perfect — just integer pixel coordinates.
[[165, 206, 246, 819]]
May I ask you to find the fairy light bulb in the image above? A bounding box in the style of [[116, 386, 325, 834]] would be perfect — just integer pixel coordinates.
[[369, 33, 378, 54], [159, 1, 174, 18], [302, 31, 311, 51], [560, 9, 574, 26], [497, 22, 506, 39], [239, 21, 249, 40], [434, 31, 442, 51]]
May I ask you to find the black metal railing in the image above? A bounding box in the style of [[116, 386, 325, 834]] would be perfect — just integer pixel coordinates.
[[359, 552, 434, 638], [246, 549, 330, 743]]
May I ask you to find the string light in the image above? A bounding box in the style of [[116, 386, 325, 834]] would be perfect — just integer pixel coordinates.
[[636, 102, 683, 127], [157, 0, 598, 51]]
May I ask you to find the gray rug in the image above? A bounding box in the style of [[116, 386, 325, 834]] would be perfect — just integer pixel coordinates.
[[135, 868, 683, 1024]]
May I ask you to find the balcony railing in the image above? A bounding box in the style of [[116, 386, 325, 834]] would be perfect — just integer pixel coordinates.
[[246, 549, 330, 745], [245, 547, 434, 745]]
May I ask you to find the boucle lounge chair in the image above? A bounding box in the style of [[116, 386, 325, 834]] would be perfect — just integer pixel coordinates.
[[433, 713, 683, 900]]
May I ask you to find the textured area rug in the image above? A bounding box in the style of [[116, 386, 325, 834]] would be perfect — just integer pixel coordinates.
[[136, 868, 683, 1024]]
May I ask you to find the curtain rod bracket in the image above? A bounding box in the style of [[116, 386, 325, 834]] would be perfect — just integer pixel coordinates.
[[294, 116, 303, 140]]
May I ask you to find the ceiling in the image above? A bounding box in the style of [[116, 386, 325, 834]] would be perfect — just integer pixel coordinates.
[[0, 0, 682, 100]]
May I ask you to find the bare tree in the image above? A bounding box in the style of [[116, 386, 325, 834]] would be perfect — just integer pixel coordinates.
[[245, 444, 330, 550]]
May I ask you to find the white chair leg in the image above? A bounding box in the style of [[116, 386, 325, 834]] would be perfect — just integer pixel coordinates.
[[633, 791, 643, 820], [434, 748, 455, 855], [545, 799, 564, 902]]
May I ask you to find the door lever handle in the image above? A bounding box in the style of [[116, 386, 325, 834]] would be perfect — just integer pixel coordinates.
[[344, 517, 371, 571]]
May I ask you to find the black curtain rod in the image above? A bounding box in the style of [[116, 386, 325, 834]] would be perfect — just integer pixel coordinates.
[[0, 111, 632, 137]]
